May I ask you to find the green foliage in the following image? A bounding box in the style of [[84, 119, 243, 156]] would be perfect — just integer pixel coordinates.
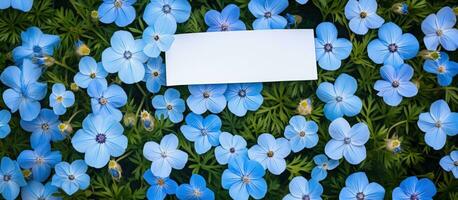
[[0, 0, 457, 199]]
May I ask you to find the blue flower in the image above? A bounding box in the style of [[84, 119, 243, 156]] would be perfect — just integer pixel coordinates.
[[180, 113, 222, 154], [102, 30, 148, 84], [0, 0, 34, 12], [296, 0, 308, 5], [49, 83, 75, 115], [0, 59, 47, 121], [187, 84, 227, 114], [144, 57, 166, 93], [143, 19, 176, 58], [0, 157, 26, 200], [225, 83, 263, 117], [325, 118, 369, 165], [205, 4, 246, 32], [421, 6, 458, 51], [152, 88, 186, 123], [315, 22, 352, 71], [311, 154, 339, 181], [248, 0, 289, 30], [417, 99, 458, 150], [344, 0, 384, 35], [440, 150, 458, 178], [423, 52, 458, 86], [0, 110, 11, 139], [71, 114, 128, 168], [143, 170, 178, 200], [316, 73, 362, 120], [143, 0, 191, 30], [20, 109, 63, 148], [284, 115, 319, 152], [51, 160, 90, 196], [248, 133, 291, 175], [98, 0, 136, 27], [17, 143, 62, 182], [374, 64, 418, 106], [87, 81, 127, 122], [143, 134, 188, 178], [12, 27, 60, 64], [392, 176, 436, 200], [283, 176, 323, 200], [176, 174, 215, 200], [21, 181, 59, 200], [368, 22, 419, 67], [215, 132, 248, 165], [221, 157, 267, 200], [285, 13, 296, 28], [339, 172, 385, 200], [74, 56, 108, 89]]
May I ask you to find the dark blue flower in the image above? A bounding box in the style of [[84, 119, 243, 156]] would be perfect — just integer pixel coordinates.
[[87, 81, 127, 122], [205, 4, 246, 32], [49, 83, 75, 115], [144, 57, 166, 93], [0, 59, 47, 121], [368, 22, 419, 67], [21, 181, 60, 200], [143, 0, 191, 30], [214, 132, 248, 165], [311, 154, 339, 181], [392, 176, 436, 200], [187, 84, 227, 114], [248, 0, 289, 30], [180, 113, 222, 154], [176, 174, 215, 200], [0, 0, 34, 12], [339, 172, 385, 200], [0, 157, 27, 200], [17, 143, 62, 182], [51, 160, 90, 196], [421, 6, 458, 51], [283, 176, 323, 200], [0, 110, 11, 139], [74, 56, 108, 89], [20, 109, 63, 148], [374, 64, 418, 106], [423, 52, 458, 86], [152, 88, 186, 123], [225, 83, 263, 117], [98, 0, 136, 27], [344, 0, 384, 35], [143, 170, 178, 200], [12, 27, 60, 64]]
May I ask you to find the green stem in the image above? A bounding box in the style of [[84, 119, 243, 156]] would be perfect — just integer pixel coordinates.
[[54, 60, 76, 73], [116, 151, 133, 162], [387, 120, 407, 138], [67, 110, 84, 123]]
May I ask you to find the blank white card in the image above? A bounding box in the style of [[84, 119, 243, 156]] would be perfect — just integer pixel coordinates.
[[165, 29, 317, 86]]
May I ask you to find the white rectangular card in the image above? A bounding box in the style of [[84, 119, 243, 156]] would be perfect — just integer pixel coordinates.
[[165, 29, 317, 86]]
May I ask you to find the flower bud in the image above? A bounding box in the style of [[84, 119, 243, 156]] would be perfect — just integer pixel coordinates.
[[58, 122, 73, 136], [140, 110, 155, 131], [123, 112, 137, 127], [108, 160, 122, 181], [297, 98, 313, 116], [75, 40, 91, 56], [70, 83, 79, 92], [418, 50, 440, 60], [91, 10, 99, 21], [22, 169, 33, 181], [392, 2, 409, 15], [453, 7, 458, 16], [386, 136, 402, 154]]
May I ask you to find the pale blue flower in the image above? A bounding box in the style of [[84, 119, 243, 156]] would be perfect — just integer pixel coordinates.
[[144, 57, 166, 93], [21, 181, 60, 200], [87, 81, 127, 122], [51, 160, 90, 196], [143, 134, 188, 178], [152, 88, 186, 123], [20, 109, 63, 148], [187, 84, 227, 114], [296, 0, 308, 5], [143, 170, 178, 200], [374, 64, 418, 106], [368, 22, 419, 67], [225, 83, 263, 117], [344, 0, 384, 35], [176, 174, 215, 200], [283, 176, 323, 200], [316, 73, 362, 120], [17, 143, 62, 182], [311, 154, 339, 181], [49, 83, 75, 115], [142, 18, 176, 58], [0, 110, 11, 139], [248, 133, 291, 175], [143, 0, 191, 30], [325, 118, 369, 165], [71, 114, 128, 168], [315, 22, 352, 71], [180, 113, 221, 154], [222, 157, 267, 200], [0, 59, 47, 121], [392, 176, 436, 200], [74, 56, 108, 89], [0, 157, 26, 200], [421, 6, 458, 51], [102, 30, 148, 84], [248, 0, 289, 30], [284, 115, 319, 152], [440, 150, 458, 178], [339, 172, 385, 200], [0, 0, 34, 12], [12, 27, 60, 64], [423, 52, 458, 86], [417, 99, 458, 150], [214, 132, 248, 165], [205, 4, 246, 32], [98, 0, 136, 27]]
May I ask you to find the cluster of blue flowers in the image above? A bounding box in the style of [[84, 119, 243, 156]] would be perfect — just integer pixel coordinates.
[[0, 0, 457, 199]]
